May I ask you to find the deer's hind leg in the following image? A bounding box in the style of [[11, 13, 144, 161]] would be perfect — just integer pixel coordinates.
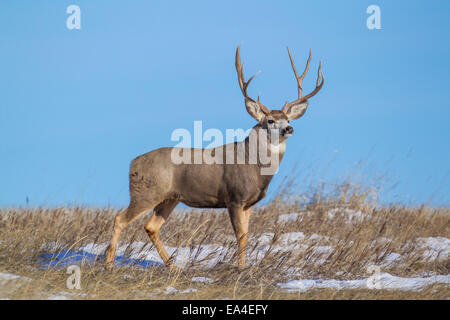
[[144, 199, 179, 269], [105, 198, 162, 270]]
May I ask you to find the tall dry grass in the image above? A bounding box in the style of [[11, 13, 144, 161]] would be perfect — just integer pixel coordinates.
[[0, 180, 448, 299]]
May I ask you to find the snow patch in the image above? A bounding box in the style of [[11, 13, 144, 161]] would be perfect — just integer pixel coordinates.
[[277, 209, 367, 224], [180, 288, 199, 293], [278, 232, 306, 244], [278, 273, 450, 292], [327, 208, 366, 222], [416, 237, 449, 261], [277, 212, 312, 223], [47, 294, 71, 300], [381, 253, 403, 267], [78, 241, 227, 268], [153, 286, 198, 295], [0, 272, 31, 283], [192, 276, 213, 283]]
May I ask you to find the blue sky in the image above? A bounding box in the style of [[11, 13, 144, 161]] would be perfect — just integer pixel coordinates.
[[0, 0, 449, 207]]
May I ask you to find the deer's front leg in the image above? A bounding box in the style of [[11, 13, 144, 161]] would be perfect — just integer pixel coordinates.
[[228, 205, 252, 269]]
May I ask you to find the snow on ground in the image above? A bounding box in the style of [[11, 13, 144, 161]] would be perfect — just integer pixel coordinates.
[[9, 207, 447, 298], [159, 287, 199, 294], [0, 272, 32, 300], [145, 286, 198, 298], [0, 272, 78, 300], [40, 232, 333, 270], [44, 234, 449, 271], [0, 272, 31, 284], [380, 252, 403, 267], [277, 208, 367, 224], [253, 231, 330, 246], [180, 288, 199, 293], [248, 232, 332, 265], [66, 232, 450, 268], [47, 294, 71, 300], [327, 208, 366, 222], [80, 241, 227, 268], [33, 210, 449, 296], [277, 212, 312, 223], [278, 273, 450, 292], [416, 237, 449, 261], [377, 237, 449, 266], [192, 276, 214, 283]]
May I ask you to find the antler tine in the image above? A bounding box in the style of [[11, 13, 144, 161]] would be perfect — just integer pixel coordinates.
[[235, 46, 244, 94], [282, 48, 324, 112], [235, 45, 268, 111], [244, 71, 259, 96], [235, 44, 258, 97], [300, 61, 324, 102], [287, 47, 311, 98]]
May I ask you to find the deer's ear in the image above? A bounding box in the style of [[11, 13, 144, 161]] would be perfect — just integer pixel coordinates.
[[284, 101, 309, 120], [245, 98, 268, 121]]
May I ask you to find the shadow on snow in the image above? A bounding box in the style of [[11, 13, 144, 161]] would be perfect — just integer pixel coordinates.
[[38, 250, 164, 269]]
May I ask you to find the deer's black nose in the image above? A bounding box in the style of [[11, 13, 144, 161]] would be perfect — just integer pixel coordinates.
[[284, 126, 294, 134]]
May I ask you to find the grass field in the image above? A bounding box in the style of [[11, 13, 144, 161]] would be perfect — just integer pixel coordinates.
[[0, 181, 448, 299]]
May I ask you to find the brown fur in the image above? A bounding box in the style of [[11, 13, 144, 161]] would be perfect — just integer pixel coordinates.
[[105, 125, 285, 270], [105, 46, 323, 270]]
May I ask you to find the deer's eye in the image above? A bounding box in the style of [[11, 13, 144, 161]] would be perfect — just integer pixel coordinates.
[[268, 120, 274, 124]]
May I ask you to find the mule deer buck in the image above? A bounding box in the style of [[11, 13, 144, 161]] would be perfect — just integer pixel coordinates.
[[105, 45, 324, 270]]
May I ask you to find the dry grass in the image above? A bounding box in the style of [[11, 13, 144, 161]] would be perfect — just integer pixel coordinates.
[[0, 181, 448, 300]]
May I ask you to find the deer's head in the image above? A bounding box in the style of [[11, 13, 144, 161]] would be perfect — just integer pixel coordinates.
[[235, 45, 324, 142]]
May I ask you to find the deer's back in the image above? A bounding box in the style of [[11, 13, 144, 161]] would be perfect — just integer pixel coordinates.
[[129, 146, 272, 209]]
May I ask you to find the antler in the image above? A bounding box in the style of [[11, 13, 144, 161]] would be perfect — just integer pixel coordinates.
[[282, 47, 324, 113], [235, 44, 270, 113]]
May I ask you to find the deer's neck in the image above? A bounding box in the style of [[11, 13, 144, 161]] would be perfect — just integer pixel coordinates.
[[244, 124, 287, 172]]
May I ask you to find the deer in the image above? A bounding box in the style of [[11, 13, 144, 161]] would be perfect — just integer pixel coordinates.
[[105, 44, 324, 270]]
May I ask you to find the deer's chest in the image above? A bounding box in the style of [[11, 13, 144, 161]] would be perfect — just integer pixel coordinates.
[[224, 170, 273, 207]]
